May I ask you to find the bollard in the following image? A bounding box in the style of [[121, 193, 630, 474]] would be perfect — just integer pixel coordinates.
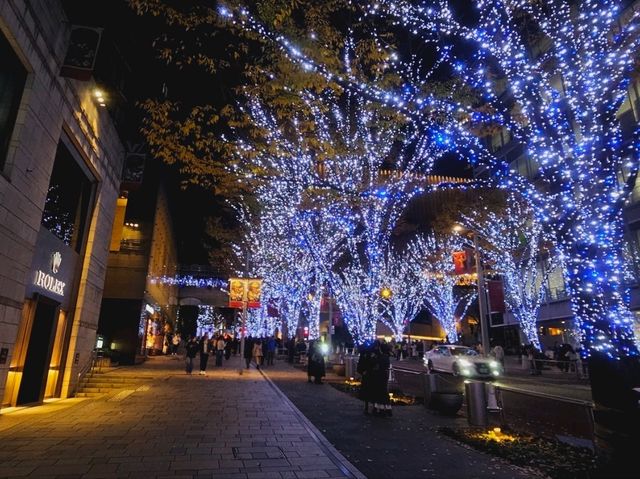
[[345, 355, 359, 379], [465, 381, 488, 426]]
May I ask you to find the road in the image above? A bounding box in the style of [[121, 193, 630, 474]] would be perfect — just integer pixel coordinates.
[[391, 357, 593, 402]]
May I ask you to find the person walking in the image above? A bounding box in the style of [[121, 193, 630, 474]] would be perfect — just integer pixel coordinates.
[[252, 339, 264, 370], [224, 334, 232, 360], [492, 343, 505, 369], [243, 336, 253, 369], [171, 333, 181, 356], [307, 341, 326, 384], [215, 334, 225, 367], [199, 333, 211, 375], [265, 336, 277, 366], [185, 337, 199, 374]]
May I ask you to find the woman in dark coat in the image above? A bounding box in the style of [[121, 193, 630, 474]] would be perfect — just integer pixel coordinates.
[[307, 341, 326, 384], [357, 342, 375, 414], [370, 341, 392, 416]]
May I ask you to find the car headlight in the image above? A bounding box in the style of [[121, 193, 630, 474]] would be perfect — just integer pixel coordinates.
[[459, 359, 472, 367], [489, 360, 499, 369]]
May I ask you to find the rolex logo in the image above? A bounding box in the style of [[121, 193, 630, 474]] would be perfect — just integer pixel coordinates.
[[51, 251, 62, 274]]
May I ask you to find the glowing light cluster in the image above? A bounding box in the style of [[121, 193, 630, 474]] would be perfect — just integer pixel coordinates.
[[149, 275, 227, 289]]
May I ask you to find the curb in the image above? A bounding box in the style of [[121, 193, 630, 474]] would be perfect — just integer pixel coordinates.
[[260, 369, 368, 479]]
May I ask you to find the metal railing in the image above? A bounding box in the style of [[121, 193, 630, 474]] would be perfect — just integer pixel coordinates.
[[71, 349, 99, 397], [494, 384, 595, 442]]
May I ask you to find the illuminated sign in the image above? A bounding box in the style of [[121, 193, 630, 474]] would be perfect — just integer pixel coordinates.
[[34, 270, 65, 296], [33, 251, 66, 296]]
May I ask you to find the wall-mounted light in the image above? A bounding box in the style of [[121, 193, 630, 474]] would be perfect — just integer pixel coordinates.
[[93, 88, 106, 107]]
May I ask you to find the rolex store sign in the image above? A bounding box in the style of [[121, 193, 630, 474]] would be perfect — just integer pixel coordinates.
[[34, 252, 66, 296]]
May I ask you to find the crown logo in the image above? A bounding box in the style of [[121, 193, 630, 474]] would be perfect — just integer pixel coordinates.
[[51, 252, 62, 274]]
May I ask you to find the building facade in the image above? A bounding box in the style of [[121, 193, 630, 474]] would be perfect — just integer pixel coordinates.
[[98, 166, 178, 365], [0, 0, 125, 407]]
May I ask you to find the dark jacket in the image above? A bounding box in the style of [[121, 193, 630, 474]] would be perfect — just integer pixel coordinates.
[[307, 342, 326, 378], [185, 341, 199, 358]]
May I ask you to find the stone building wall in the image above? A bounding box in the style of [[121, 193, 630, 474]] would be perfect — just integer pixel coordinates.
[[0, 0, 124, 405]]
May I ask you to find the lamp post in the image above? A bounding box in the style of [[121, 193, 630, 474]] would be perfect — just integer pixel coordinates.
[[454, 225, 490, 355]]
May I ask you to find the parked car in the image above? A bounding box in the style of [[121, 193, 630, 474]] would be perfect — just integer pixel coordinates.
[[424, 345, 502, 378]]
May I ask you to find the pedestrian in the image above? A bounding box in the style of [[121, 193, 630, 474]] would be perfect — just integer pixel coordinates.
[[287, 337, 296, 363], [185, 336, 199, 374], [252, 339, 264, 369], [244, 336, 254, 369], [199, 333, 210, 375], [215, 334, 225, 367], [370, 341, 392, 416], [357, 341, 375, 415], [491, 343, 505, 368], [266, 336, 277, 366], [307, 341, 326, 384], [172, 333, 181, 355], [224, 334, 232, 360]]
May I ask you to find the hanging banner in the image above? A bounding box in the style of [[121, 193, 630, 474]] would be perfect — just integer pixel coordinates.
[[247, 279, 262, 308], [228, 278, 246, 308], [228, 278, 262, 309], [487, 279, 506, 313], [452, 251, 467, 275]]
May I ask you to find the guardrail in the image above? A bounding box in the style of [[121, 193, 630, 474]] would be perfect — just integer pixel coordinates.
[[494, 384, 595, 443], [391, 365, 595, 443]]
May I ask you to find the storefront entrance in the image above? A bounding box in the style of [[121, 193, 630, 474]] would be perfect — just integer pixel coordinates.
[[17, 298, 59, 405]]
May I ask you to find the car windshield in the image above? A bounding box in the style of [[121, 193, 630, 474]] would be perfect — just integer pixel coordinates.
[[450, 347, 472, 356]]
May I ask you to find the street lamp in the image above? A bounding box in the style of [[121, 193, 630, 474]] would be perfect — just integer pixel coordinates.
[[453, 225, 491, 356]]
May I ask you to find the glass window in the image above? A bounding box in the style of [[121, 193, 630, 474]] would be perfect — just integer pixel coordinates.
[[41, 141, 94, 252], [0, 31, 27, 170]]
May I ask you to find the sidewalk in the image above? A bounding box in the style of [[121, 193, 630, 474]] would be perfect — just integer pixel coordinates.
[[0, 355, 363, 479], [263, 360, 537, 479]]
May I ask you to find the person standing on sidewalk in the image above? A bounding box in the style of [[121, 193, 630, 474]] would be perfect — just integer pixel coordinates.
[[199, 333, 211, 375], [357, 342, 375, 415], [244, 336, 254, 369], [265, 336, 276, 366], [215, 334, 225, 367], [371, 341, 392, 416], [307, 341, 326, 384], [185, 337, 199, 374], [252, 339, 264, 370]]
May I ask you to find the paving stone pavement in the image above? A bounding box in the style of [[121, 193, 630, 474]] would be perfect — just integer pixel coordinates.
[[0, 356, 364, 479]]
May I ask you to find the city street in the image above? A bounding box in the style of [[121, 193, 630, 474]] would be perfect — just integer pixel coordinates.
[[0, 356, 536, 479], [390, 357, 593, 402]]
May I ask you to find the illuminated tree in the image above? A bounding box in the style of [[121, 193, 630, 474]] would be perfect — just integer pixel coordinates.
[[462, 196, 558, 350], [228, 0, 640, 359], [411, 235, 476, 343], [379, 246, 429, 341]]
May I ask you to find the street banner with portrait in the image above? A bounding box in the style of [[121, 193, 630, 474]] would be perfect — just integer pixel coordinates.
[[247, 279, 262, 308], [228, 278, 262, 309], [452, 250, 467, 274]]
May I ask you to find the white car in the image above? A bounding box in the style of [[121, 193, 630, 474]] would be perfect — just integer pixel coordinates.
[[424, 345, 502, 378]]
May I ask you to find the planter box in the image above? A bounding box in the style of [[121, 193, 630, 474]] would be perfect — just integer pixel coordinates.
[[333, 364, 346, 376]]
